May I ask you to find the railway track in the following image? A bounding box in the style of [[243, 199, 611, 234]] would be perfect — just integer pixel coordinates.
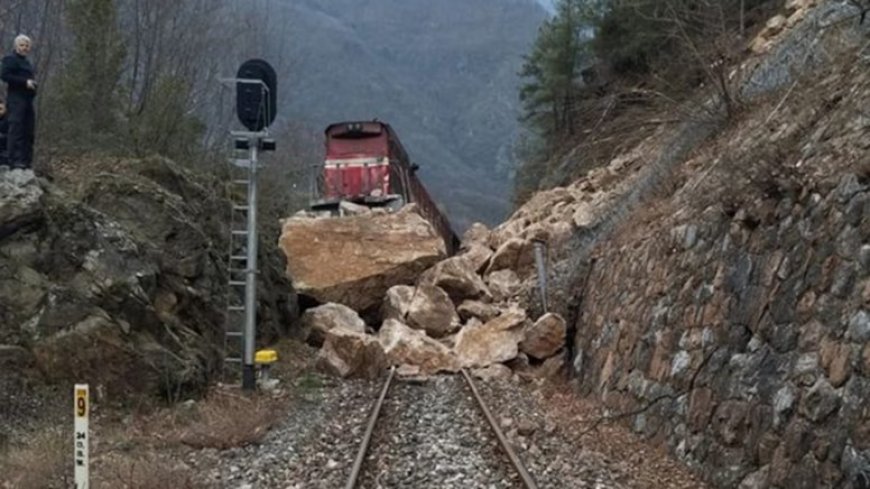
[[344, 367, 539, 489]]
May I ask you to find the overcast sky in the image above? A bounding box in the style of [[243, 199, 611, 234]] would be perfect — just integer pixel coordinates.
[[534, 0, 555, 13]]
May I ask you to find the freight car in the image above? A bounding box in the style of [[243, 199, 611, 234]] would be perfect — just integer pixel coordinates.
[[310, 120, 460, 254]]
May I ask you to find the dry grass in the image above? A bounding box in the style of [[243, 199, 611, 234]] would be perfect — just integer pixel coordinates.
[[0, 340, 317, 487], [172, 389, 282, 450], [92, 454, 212, 489], [0, 384, 285, 488], [0, 427, 72, 489], [2, 439, 211, 488]]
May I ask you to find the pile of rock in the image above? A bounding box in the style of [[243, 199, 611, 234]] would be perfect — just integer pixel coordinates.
[[290, 223, 568, 379], [277, 143, 643, 381], [484, 142, 648, 275], [749, 0, 818, 54]]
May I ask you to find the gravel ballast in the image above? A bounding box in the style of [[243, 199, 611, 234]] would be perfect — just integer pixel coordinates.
[[189, 372, 707, 488], [356, 375, 520, 489], [196, 378, 383, 488]]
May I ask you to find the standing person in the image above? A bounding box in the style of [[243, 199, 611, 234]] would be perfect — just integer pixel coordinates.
[[1, 35, 37, 170], [0, 98, 9, 167]]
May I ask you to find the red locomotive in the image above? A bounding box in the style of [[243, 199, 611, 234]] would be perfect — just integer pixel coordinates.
[[310, 120, 459, 253]]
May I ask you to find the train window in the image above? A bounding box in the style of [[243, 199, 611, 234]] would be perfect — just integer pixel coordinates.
[[331, 122, 383, 139]]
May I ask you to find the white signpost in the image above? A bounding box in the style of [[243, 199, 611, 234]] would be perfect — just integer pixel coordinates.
[[74, 384, 89, 489]]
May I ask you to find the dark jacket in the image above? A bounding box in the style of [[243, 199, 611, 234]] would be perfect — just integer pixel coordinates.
[[1, 52, 36, 98], [0, 113, 8, 164]]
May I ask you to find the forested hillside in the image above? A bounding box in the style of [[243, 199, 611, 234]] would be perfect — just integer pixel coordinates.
[[2, 0, 546, 230], [514, 0, 788, 203], [271, 0, 547, 229]]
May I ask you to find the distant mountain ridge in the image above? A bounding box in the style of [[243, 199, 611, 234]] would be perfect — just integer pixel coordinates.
[[275, 0, 547, 229]]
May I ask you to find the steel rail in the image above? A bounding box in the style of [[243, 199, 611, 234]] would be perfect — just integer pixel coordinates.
[[460, 368, 539, 489], [344, 366, 396, 489]]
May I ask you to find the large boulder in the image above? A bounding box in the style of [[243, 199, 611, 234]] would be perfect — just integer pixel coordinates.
[[301, 303, 367, 347], [382, 285, 460, 338], [454, 309, 527, 368], [279, 205, 446, 311], [519, 313, 567, 360], [378, 319, 460, 374], [419, 256, 492, 304], [316, 328, 387, 379]]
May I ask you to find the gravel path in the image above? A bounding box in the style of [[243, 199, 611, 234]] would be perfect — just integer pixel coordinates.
[[185, 371, 706, 488], [356, 375, 521, 489]]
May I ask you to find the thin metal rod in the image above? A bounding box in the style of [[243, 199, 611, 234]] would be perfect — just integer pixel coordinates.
[[345, 367, 396, 489], [242, 143, 259, 391], [460, 369, 539, 489], [218, 77, 270, 90], [532, 239, 549, 313]]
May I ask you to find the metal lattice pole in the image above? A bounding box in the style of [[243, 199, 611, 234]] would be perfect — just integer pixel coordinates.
[[219, 70, 276, 391], [242, 142, 259, 391]]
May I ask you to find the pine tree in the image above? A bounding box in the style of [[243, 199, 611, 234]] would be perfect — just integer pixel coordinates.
[[518, 0, 587, 145], [515, 0, 590, 202]]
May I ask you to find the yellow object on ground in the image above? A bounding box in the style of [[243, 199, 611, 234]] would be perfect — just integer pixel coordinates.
[[255, 349, 278, 364]]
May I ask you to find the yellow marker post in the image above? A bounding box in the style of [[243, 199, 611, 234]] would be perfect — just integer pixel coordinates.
[[255, 349, 278, 384], [74, 384, 89, 489], [255, 349, 278, 364]]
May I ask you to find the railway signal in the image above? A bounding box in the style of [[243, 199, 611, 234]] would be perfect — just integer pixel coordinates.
[[236, 58, 277, 132], [220, 59, 278, 391]]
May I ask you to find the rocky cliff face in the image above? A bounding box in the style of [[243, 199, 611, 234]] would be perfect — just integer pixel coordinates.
[[489, 2, 870, 487], [0, 158, 295, 402]]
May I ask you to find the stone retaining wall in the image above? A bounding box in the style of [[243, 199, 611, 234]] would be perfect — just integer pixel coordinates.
[[574, 172, 868, 487], [562, 4, 870, 486]]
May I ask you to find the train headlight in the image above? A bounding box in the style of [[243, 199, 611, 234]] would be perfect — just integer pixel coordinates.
[[371, 188, 383, 197]]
